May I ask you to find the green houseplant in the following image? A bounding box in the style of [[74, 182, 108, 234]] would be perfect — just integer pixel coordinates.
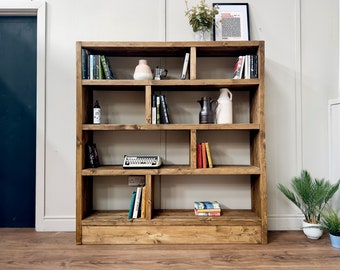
[[277, 170, 340, 239], [320, 208, 340, 248]]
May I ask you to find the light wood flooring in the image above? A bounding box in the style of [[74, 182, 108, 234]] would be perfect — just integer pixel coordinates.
[[0, 229, 339, 269]]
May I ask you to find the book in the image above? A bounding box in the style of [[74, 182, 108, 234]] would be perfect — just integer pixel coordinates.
[[156, 95, 160, 124], [194, 209, 221, 216], [159, 94, 170, 124], [201, 142, 207, 168], [180, 52, 190, 79], [250, 55, 258, 78], [128, 191, 136, 219], [205, 142, 213, 168], [81, 48, 89, 79], [195, 208, 221, 213], [244, 55, 250, 79], [151, 94, 156, 124], [100, 55, 114, 79], [197, 143, 203, 168], [232, 56, 245, 79], [194, 201, 221, 210], [140, 186, 147, 218], [132, 186, 143, 219]]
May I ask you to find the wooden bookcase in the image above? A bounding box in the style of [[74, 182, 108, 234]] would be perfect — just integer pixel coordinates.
[[76, 41, 267, 244]]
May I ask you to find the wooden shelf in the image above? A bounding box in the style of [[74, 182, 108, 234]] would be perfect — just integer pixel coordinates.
[[82, 123, 260, 131], [76, 41, 267, 245], [82, 165, 261, 176]]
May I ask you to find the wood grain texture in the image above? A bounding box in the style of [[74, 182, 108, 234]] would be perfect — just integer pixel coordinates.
[[1, 229, 340, 270]]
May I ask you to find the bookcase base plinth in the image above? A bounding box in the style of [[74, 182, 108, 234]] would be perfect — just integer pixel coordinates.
[[81, 225, 263, 244]]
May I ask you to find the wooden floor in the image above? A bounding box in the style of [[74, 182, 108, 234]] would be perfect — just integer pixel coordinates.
[[0, 229, 339, 269]]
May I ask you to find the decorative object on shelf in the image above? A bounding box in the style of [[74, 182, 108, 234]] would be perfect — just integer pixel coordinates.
[[133, 59, 153, 80], [154, 66, 168, 80], [197, 96, 214, 124], [320, 208, 340, 248], [185, 0, 219, 41], [93, 100, 101, 124], [86, 143, 100, 168], [216, 88, 233, 124], [213, 3, 250, 41], [277, 170, 340, 240]]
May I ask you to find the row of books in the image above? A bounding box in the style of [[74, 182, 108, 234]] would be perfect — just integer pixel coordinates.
[[194, 201, 221, 216], [128, 186, 147, 219], [197, 142, 213, 168], [232, 55, 258, 79], [81, 49, 114, 80], [152, 94, 170, 124]]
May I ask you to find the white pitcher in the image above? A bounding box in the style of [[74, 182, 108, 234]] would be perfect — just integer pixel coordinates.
[[216, 88, 233, 124]]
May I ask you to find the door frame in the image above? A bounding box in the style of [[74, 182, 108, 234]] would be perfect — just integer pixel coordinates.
[[0, 1, 46, 231]]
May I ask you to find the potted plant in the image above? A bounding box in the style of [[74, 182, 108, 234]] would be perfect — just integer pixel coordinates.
[[320, 208, 340, 248], [277, 170, 340, 239], [184, 0, 219, 41]]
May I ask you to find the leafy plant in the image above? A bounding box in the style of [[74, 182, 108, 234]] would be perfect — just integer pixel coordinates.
[[185, 0, 219, 32], [320, 208, 340, 236], [277, 170, 340, 224]]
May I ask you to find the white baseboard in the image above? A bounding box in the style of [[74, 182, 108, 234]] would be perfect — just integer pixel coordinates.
[[35, 216, 75, 232], [268, 214, 304, 230]]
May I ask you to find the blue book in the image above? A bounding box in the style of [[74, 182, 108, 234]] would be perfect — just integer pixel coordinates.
[[128, 191, 136, 219], [194, 201, 220, 210]]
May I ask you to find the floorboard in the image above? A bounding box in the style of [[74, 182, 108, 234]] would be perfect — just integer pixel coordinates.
[[0, 229, 339, 269]]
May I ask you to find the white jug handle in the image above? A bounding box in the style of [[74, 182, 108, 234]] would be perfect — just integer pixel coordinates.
[[227, 89, 232, 101]]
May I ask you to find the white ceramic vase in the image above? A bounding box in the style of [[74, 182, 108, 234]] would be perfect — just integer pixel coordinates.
[[215, 88, 233, 124], [302, 221, 323, 240], [133, 59, 153, 80]]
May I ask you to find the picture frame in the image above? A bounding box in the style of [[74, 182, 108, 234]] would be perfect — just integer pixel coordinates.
[[213, 3, 250, 41]]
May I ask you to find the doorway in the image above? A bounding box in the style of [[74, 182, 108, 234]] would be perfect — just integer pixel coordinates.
[[0, 16, 37, 227]]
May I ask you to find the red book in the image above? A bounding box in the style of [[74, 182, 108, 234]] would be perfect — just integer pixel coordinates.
[[201, 142, 207, 168], [197, 143, 202, 168]]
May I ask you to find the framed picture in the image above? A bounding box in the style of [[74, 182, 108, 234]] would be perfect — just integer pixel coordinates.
[[213, 3, 250, 41]]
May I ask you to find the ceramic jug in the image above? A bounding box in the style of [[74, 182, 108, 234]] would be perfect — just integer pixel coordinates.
[[197, 97, 214, 124], [133, 59, 153, 80], [216, 88, 232, 124]]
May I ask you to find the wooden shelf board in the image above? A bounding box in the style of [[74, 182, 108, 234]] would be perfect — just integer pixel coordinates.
[[82, 209, 261, 227], [82, 123, 260, 131], [82, 165, 261, 176]]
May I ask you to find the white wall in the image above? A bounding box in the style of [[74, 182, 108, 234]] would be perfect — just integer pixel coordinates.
[[16, 0, 338, 230]]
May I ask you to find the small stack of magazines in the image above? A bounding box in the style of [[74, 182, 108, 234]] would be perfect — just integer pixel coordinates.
[[194, 201, 221, 216]]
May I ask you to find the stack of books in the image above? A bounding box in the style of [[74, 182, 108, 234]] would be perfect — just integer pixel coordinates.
[[194, 201, 221, 216], [128, 186, 147, 219], [197, 142, 213, 168]]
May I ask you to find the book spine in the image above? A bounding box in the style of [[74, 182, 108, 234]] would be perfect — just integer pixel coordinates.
[[159, 95, 170, 124], [197, 143, 203, 168], [140, 186, 147, 218], [156, 95, 160, 124], [201, 142, 207, 168], [89, 54, 94, 80], [128, 191, 136, 219], [81, 48, 89, 79], [250, 55, 258, 78], [132, 186, 142, 218], [181, 53, 190, 80], [100, 55, 112, 79], [232, 56, 245, 79], [205, 142, 213, 168]]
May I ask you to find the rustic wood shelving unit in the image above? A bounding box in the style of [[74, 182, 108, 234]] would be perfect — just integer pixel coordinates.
[[76, 41, 267, 244]]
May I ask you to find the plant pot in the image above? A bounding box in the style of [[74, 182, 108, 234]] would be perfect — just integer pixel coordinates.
[[329, 233, 340, 248], [302, 221, 323, 240]]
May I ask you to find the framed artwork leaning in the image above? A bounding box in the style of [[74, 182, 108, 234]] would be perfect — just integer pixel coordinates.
[[213, 3, 250, 41]]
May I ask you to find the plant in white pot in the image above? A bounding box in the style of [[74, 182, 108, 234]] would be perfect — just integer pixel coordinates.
[[320, 208, 340, 248], [277, 170, 340, 239]]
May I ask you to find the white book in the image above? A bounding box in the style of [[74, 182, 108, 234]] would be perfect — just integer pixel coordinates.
[[244, 55, 250, 79], [180, 53, 190, 80], [132, 186, 143, 218]]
